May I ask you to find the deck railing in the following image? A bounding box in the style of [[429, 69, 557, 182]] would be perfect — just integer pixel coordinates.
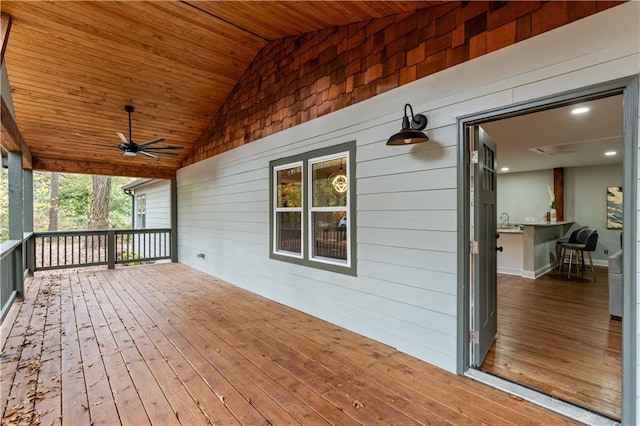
[[0, 234, 29, 322], [32, 228, 173, 271], [0, 228, 173, 324]]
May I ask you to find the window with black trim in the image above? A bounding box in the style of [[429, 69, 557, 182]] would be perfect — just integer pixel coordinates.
[[270, 141, 356, 275]]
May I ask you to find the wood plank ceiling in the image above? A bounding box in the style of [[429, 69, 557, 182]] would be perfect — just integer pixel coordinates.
[[0, 1, 438, 179]]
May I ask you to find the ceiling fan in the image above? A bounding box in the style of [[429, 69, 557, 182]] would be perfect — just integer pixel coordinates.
[[112, 105, 183, 158]]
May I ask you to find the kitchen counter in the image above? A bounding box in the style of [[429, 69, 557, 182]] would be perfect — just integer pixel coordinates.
[[497, 221, 574, 278], [525, 221, 574, 227], [497, 227, 524, 234]]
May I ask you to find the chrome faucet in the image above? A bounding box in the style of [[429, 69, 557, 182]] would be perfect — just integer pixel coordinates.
[[499, 212, 510, 228]]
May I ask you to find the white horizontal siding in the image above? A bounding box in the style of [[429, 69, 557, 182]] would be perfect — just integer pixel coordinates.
[[134, 180, 171, 229], [358, 210, 457, 232], [358, 189, 457, 211], [178, 2, 639, 379]]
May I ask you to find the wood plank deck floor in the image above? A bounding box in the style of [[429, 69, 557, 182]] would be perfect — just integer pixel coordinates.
[[482, 268, 621, 420], [1, 263, 579, 425]]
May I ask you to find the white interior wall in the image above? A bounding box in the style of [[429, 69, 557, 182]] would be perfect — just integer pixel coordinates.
[[498, 164, 623, 264], [177, 1, 639, 381], [564, 164, 623, 263], [497, 170, 553, 224]]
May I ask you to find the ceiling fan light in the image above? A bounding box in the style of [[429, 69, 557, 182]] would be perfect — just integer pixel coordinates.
[[122, 151, 137, 156]]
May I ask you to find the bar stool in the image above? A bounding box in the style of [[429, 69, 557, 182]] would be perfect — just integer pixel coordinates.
[[555, 227, 586, 270], [559, 229, 598, 280], [558, 228, 590, 274]]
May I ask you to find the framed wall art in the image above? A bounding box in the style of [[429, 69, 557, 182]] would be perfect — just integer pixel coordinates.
[[607, 186, 623, 229]]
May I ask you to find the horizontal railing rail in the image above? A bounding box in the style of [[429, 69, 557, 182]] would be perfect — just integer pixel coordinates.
[[33, 228, 172, 271]]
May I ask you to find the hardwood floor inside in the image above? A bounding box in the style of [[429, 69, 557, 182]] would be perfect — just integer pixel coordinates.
[[481, 267, 622, 420], [0, 263, 581, 425]]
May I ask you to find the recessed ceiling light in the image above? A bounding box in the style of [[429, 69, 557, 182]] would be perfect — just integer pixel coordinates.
[[605, 151, 617, 156], [571, 107, 590, 115], [501, 167, 509, 172]]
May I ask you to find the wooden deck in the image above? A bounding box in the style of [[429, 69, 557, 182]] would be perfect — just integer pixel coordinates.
[[482, 268, 621, 420], [1, 263, 578, 425]]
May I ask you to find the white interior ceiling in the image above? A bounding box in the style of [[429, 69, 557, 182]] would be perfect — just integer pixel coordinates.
[[482, 94, 623, 174]]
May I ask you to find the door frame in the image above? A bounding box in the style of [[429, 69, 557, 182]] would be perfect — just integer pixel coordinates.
[[456, 76, 639, 424]]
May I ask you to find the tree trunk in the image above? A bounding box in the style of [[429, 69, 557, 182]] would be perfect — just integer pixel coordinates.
[[48, 172, 59, 231], [88, 175, 111, 230]]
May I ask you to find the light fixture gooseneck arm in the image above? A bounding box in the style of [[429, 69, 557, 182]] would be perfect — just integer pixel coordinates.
[[403, 103, 413, 130]]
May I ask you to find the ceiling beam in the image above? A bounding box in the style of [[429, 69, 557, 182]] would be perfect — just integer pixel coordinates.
[[1, 12, 11, 64], [1, 96, 33, 169], [32, 156, 176, 180]]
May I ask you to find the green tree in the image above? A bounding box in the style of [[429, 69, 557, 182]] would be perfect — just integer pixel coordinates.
[[48, 172, 59, 231], [88, 175, 111, 230], [33, 171, 52, 231], [0, 170, 134, 241], [109, 176, 135, 229], [56, 173, 91, 229]]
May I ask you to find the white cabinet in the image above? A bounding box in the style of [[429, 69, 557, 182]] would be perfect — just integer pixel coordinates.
[[497, 231, 524, 276]]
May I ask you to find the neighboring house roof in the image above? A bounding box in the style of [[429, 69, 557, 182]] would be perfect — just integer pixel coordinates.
[[123, 178, 161, 191]]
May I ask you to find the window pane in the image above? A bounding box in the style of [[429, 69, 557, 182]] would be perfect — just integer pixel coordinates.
[[137, 196, 146, 214], [312, 157, 347, 207], [276, 211, 302, 254], [312, 211, 347, 261], [276, 166, 302, 207]]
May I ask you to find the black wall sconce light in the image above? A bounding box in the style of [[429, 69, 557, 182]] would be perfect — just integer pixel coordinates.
[[386, 103, 429, 145]]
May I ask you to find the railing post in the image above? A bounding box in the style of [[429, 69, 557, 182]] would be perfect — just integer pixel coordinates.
[[171, 177, 178, 262], [13, 243, 23, 299], [107, 230, 115, 269], [26, 235, 35, 275], [24, 169, 34, 277]]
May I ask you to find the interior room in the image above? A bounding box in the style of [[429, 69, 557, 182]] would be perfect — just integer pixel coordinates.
[[479, 94, 623, 420]]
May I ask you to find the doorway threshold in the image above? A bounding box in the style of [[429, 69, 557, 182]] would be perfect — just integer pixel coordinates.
[[465, 369, 619, 426]]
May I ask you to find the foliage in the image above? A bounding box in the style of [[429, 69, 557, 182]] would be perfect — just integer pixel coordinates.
[[313, 177, 346, 207], [110, 177, 133, 229], [0, 170, 134, 243], [51, 173, 91, 230], [88, 175, 112, 230], [277, 183, 302, 207]]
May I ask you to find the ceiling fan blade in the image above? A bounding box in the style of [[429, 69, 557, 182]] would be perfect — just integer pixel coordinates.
[[142, 150, 179, 156], [139, 151, 157, 159], [138, 137, 165, 148], [143, 145, 184, 150], [116, 132, 129, 145]]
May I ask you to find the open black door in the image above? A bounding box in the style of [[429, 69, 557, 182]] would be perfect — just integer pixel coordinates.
[[472, 125, 498, 367]]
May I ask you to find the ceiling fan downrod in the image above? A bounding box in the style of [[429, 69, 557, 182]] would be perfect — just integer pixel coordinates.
[[125, 105, 134, 142]]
